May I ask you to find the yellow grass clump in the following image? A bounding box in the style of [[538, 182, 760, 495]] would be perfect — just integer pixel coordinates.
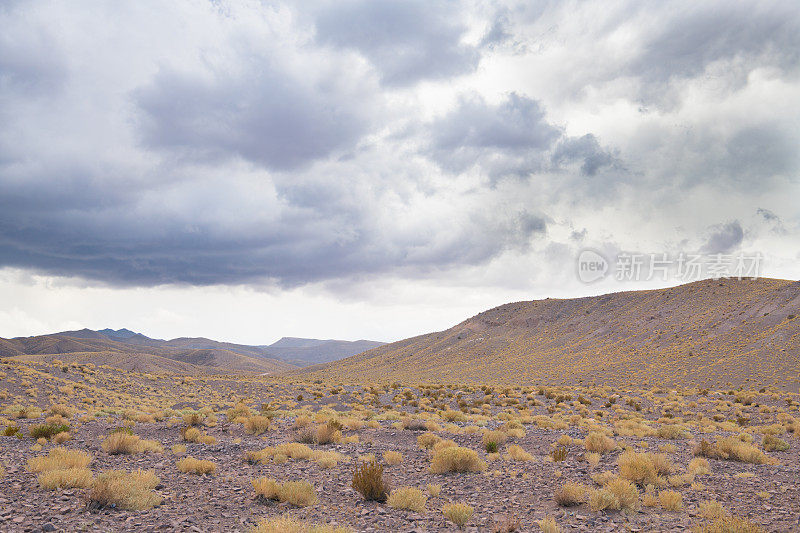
[[176, 456, 216, 475], [538, 516, 561, 533], [442, 503, 474, 528], [387, 486, 427, 512], [584, 432, 616, 454], [554, 482, 588, 506], [102, 433, 163, 455], [430, 446, 487, 474], [659, 489, 683, 511], [506, 444, 533, 461], [244, 415, 270, 436], [89, 469, 161, 510], [383, 451, 403, 465], [250, 514, 353, 533]]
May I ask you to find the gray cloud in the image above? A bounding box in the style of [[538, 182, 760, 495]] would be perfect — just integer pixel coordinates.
[[0, 0, 796, 293], [426, 93, 561, 178], [313, 0, 480, 86], [551, 134, 620, 177], [135, 60, 377, 171], [701, 221, 744, 254]]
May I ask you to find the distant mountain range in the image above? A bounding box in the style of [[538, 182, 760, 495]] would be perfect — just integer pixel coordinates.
[[291, 278, 800, 390], [0, 328, 385, 375]]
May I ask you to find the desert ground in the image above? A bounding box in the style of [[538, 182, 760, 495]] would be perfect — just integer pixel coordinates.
[[1, 357, 798, 532]]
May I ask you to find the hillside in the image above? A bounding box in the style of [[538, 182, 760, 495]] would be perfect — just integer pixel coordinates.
[[291, 277, 800, 390], [0, 332, 294, 375], [262, 338, 386, 365]]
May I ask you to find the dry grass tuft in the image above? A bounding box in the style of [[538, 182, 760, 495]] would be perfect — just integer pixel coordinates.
[[694, 438, 773, 464], [659, 489, 683, 511], [443, 502, 474, 528], [383, 451, 403, 465], [387, 486, 427, 512], [244, 415, 270, 436], [584, 432, 616, 454], [250, 514, 353, 533], [102, 433, 163, 455], [506, 444, 533, 462], [88, 469, 161, 510], [554, 482, 588, 506], [537, 516, 561, 533], [430, 446, 487, 474], [176, 456, 216, 475], [692, 515, 765, 533]]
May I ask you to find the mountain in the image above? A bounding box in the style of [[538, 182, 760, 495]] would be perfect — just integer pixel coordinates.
[[261, 338, 386, 366], [290, 278, 800, 390], [0, 328, 384, 373], [0, 331, 293, 375]]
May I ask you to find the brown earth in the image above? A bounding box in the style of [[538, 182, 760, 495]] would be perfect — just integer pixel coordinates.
[[292, 278, 800, 391]]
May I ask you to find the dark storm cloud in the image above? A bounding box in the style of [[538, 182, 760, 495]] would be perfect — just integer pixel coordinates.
[[551, 135, 620, 177], [701, 221, 744, 254], [313, 0, 480, 86], [426, 94, 620, 182], [427, 93, 561, 178], [135, 63, 376, 171]]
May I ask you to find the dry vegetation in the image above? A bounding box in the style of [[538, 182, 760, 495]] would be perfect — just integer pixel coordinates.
[[1, 281, 799, 531]]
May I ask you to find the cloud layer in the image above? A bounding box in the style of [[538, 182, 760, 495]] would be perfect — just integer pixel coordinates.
[[0, 0, 798, 292]]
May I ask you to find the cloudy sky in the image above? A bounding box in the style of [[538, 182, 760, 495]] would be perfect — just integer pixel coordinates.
[[1, 0, 798, 344]]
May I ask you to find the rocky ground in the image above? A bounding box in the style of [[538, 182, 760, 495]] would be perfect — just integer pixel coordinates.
[[0, 360, 799, 532]]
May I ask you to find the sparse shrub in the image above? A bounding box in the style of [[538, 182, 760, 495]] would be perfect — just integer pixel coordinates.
[[619, 450, 671, 485], [2, 425, 21, 437], [694, 437, 772, 464], [659, 489, 682, 511], [250, 514, 353, 533], [38, 467, 94, 489], [177, 456, 216, 475], [172, 444, 187, 455], [538, 516, 561, 533], [550, 446, 568, 462], [253, 477, 282, 501], [699, 500, 727, 520], [588, 488, 620, 511], [417, 432, 440, 449], [427, 483, 441, 497], [279, 481, 318, 507], [657, 424, 691, 439], [506, 444, 533, 461], [28, 447, 92, 472], [352, 460, 389, 502], [585, 432, 616, 454], [30, 423, 70, 440], [430, 446, 487, 474], [605, 477, 639, 511], [642, 484, 659, 507], [762, 435, 789, 451], [102, 433, 162, 455], [88, 469, 161, 511], [443, 502, 474, 528], [52, 431, 71, 444], [387, 486, 427, 512], [482, 430, 507, 453], [585, 452, 600, 466], [554, 482, 587, 506], [692, 515, 765, 533], [383, 451, 402, 465], [244, 415, 270, 436], [591, 471, 616, 486]]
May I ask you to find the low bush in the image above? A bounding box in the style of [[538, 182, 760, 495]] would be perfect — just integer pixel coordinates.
[[443, 503, 474, 528], [387, 486, 427, 512], [352, 460, 389, 502], [88, 469, 161, 510], [176, 456, 216, 475], [430, 446, 487, 474]]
